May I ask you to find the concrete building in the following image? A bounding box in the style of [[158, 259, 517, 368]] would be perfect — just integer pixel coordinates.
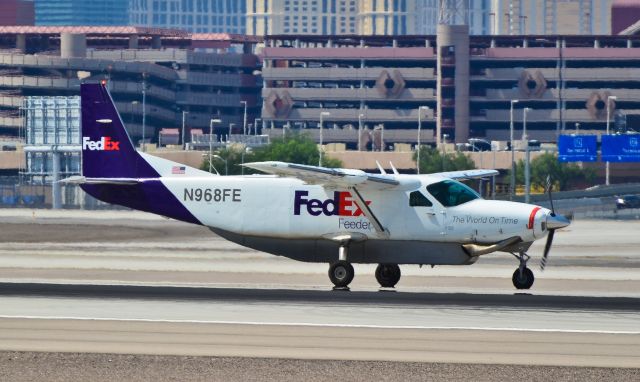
[[34, 0, 129, 26], [490, 0, 615, 35], [0, 26, 262, 146], [261, 33, 640, 146], [247, 0, 358, 36], [130, 0, 247, 34], [0, 0, 35, 26]]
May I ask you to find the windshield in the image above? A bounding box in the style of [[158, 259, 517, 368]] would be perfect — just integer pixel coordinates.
[[426, 180, 480, 207]]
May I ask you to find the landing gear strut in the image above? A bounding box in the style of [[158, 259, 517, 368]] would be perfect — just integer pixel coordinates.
[[329, 243, 354, 289], [375, 264, 401, 288], [511, 252, 535, 290]]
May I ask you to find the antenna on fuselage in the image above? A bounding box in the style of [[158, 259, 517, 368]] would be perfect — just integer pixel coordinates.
[[375, 161, 387, 174], [389, 162, 399, 175]]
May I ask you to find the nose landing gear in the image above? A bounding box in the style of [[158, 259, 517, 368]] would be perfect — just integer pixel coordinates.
[[511, 252, 535, 289], [328, 260, 354, 289]]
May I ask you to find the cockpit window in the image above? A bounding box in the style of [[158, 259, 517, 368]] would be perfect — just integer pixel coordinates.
[[426, 180, 480, 207], [409, 191, 432, 207]]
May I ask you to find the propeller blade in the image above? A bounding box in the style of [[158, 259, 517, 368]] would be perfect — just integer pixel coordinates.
[[546, 175, 555, 215], [540, 229, 555, 271]]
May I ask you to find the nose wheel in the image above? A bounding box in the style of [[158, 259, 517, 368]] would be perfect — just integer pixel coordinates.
[[329, 260, 354, 289], [511, 252, 535, 290]]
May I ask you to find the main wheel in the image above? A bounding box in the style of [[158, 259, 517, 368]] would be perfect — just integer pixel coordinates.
[[512, 267, 535, 290], [375, 263, 401, 288], [329, 261, 354, 288]]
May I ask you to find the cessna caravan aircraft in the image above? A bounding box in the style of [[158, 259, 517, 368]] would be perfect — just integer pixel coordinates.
[[70, 83, 571, 290]]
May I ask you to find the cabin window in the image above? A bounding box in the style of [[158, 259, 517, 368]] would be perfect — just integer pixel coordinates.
[[426, 180, 480, 207], [409, 191, 432, 207]]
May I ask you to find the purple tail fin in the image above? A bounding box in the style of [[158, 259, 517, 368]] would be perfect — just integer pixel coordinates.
[[81, 83, 157, 179]]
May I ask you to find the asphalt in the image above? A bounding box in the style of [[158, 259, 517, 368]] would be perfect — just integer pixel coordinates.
[[1, 209, 640, 378]]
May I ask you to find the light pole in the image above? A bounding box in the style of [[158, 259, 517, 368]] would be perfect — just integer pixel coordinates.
[[214, 154, 228, 176], [240, 100, 247, 136], [523, 107, 531, 203], [181, 111, 188, 150], [509, 99, 519, 200], [141, 73, 147, 152], [358, 113, 364, 152], [442, 134, 449, 171], [254, 118, 261, 135], [417, 106, 429, 174], [575, 122, 580, 134], [319, 111, 330, 166], [209, 118, 221, 173], [240, 147, 249, 175], [606, 95, 617, 186]]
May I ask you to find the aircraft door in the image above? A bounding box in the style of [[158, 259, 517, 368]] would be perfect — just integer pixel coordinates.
[[408, 190, 446, 237]]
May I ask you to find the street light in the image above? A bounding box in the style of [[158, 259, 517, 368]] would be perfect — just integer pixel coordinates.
[[141, 73, 148, 152], [209, 118, 221, 173], [319, 111, 330, 166], [509, 99, 519, 200], [240, 100, 248, 136], [606, 95, 617, 186], [240, 146, 250, 175], [358, 113, 364, 152], [181, 111, 189, 150], [213, 154, 228, 176], [523, 107, 531, 204], [254, 118, 261, 135], [575, 122, 580, 134], [417, 106, 429, 174]]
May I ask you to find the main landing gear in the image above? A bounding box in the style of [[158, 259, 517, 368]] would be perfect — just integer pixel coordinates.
[[375, 264, 401, 288], [511, 252, 535, 290], [328, 243, 402, 289]]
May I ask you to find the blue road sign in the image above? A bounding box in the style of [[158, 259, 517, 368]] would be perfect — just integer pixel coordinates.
[[558, 135, 597, 162], [602, 134, 640, 162]]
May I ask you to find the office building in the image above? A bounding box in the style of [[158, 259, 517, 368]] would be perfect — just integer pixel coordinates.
[[0, 0, 35, 26], [34, 0, 129, 26]]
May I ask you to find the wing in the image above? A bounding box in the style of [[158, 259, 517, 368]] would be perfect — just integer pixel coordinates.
[[243, 161, 419, 190], [432, 169, 499, 180]]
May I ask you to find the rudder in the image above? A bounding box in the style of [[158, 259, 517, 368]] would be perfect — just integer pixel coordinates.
[[80, 83, 158, 179]]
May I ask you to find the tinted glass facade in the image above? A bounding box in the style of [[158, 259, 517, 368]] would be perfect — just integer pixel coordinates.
[[35, 0, 129, 26]]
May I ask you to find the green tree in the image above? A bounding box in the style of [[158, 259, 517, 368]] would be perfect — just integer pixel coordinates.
[[413, 146, 476, 174], [201, 132, 342, 175], [513, 152, 595, 191]]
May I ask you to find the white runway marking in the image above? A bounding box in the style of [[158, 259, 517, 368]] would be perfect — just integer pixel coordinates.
[[1, 315, 639, 335]]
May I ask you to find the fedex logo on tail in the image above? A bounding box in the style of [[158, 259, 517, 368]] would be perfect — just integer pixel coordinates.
[[82, 136, 120, 151], [294, 190, 370, 217]]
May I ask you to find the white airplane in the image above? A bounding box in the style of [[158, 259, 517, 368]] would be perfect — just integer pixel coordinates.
[[70, 83, 571, 290]]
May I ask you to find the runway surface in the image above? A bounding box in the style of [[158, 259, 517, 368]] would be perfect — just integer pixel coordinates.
[[0, 209, 639, 378]]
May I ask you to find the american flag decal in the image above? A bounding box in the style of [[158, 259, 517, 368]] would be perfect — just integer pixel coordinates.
[[171, 166, 186, 175]]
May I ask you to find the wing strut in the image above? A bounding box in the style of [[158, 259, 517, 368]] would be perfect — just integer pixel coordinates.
[[350, 187, 389, 238]]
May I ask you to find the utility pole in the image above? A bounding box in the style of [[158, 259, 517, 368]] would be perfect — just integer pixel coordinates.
[[181, 110, 188, 150]]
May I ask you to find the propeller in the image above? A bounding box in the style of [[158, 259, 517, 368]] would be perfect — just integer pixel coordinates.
[[540, 176, 570, 271]]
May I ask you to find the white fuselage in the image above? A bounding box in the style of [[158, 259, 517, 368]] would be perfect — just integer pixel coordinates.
[[159, 175, 549, 245]]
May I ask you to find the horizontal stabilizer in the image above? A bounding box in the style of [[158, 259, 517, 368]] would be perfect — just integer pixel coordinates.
[[60, 175, 140, 185]]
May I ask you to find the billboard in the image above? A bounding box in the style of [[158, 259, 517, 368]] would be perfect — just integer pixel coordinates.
[[558, 135, 597, 162], [601, 134, 640, 162]]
